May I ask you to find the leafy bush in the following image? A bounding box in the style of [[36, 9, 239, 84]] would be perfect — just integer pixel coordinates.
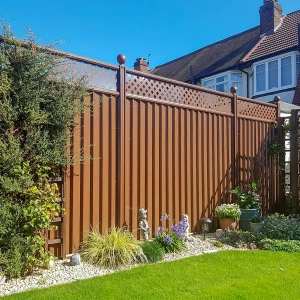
[[220, 230, 257, 248], [229, 182, 262, 209], [0, 236, 29, 278], [213, 241, 224, 248], [258, 239, 300, 253], [260, 214, 300, 240], [153, 214, 188, 253], [141, 241, 165, 263], [0, 24, 87, 277], [80, 225, 147, 269], [215, 204, 241, 221]]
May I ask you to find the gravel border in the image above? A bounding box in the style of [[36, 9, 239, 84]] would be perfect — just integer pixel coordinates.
[[0, 233, 240, 297]]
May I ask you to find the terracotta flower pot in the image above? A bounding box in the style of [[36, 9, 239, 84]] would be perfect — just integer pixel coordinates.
[[219, 218, 238, 230]]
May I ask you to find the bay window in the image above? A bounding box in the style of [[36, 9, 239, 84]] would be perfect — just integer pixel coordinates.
[[254, 54, 294, 94], [202, 72, 243, 95]]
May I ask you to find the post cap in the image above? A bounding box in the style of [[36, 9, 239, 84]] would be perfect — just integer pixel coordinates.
[[117, 54, 126, 65], [274, 96, 280, 104], [230, 86, 238, 94]]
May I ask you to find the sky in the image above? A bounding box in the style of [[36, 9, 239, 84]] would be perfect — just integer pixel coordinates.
[[1, 0, 299, 69]]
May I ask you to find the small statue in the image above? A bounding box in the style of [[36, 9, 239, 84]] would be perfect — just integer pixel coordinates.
[[181, 214, 190, 239], [215, 229, 224, 240], [138, 208, 151, 240]]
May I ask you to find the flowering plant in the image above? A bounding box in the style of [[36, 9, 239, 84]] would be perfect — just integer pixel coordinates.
[[153, 214, 187, 253], [229, 182, 263, 209], [215, 203, 241, 221]]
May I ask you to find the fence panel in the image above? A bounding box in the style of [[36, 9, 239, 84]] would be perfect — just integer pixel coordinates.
[[59, 55, 279, 256]]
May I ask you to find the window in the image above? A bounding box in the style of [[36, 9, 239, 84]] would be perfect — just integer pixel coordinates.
[[256, 64, 266, 92], [254, 54, 293, 94], [268, 60, 278, 89], [281, 56, 292, 86], [297, 55, 300, 78], [202, 72, 243, 95]]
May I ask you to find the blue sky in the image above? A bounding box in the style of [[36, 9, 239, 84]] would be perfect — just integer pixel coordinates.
[[1, 0, 299, 69]]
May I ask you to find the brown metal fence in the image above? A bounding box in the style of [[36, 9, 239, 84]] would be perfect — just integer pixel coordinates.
[[53, 53, 280, 256]]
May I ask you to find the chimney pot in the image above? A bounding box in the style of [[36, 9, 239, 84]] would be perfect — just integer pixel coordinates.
[[134, 58, 149, 72]]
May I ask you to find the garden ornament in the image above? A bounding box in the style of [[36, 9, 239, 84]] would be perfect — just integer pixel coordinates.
[[215, 229, 224, 239], [181, 214, 190, 239], [138, 208, 151, 240], [70, 253, 81, 266]]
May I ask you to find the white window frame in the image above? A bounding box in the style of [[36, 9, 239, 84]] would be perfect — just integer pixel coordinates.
[[296, 54, 300, 78], [252, 52, 297, 96], [201, 71, 243, 95]]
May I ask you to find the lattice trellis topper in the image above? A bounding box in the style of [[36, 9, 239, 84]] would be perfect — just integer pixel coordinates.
[[126, 73, 232, 113], [57, 58, 117, 91], [237, 99, 277, 121]]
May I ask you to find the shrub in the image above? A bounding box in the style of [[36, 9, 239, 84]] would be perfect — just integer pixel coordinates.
[[213, 241, 224, 248], [220, 230, 257, 248], [80, 225, 147, 269], [258, 239, 300, 253], [260, 214, 300, 240], [0, 24, 87, 277], [215, 204, 241, 221], [141, 241, 165, 263], [0, 236, 29, 278], [229, 182, 262, 209]]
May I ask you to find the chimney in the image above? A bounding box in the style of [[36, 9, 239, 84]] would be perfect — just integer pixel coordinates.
[[259, 0, 282, 36], [134, 58, 148, 72]]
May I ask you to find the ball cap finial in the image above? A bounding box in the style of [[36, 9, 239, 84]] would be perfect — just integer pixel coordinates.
[[230, 86, 238, 94], [117, 54, 126, 65], [274, 96, 280, 103]]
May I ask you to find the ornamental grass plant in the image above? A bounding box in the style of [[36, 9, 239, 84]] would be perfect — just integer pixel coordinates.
[[80, 225, 147, 269], [215, 203, 241, 221]]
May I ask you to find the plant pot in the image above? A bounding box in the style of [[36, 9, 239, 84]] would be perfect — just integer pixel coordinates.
[[219, 218, 238, 230], [250, 222, 264, 234], [239, 208, 260, 231]]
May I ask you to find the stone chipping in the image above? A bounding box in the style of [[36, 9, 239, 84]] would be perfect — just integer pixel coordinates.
[[0, 233, 238, 297]]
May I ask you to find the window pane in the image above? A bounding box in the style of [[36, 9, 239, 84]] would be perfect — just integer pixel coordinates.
[[256, 64, 265, 92], [216, 83, 229, 92], [281, 56, 292, 86], [268, 60, 278, 89], [297, 55, 300, 78], [216, 75, 228, 83], [231, 73, 242, 81], [203, 79, 214, 88]]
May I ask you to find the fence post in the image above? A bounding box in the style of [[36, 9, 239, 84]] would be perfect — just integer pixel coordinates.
[[231, 86, 238, 189], [290, 109, 300, 214], [274, 96, 285, 213], [116, 54, 126, 227]]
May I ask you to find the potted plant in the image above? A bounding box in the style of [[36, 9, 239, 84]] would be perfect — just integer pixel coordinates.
[[229, 182, 262, 231], [215, 203, 241, 230], [250, 214, 264, 234]]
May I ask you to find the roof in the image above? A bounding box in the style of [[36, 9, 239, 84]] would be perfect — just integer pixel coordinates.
[[150, 26, 261, 82], [244, 10, 300, 62], [151, 10, 300, 82]]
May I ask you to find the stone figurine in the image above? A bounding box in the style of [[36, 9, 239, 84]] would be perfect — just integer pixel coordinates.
[[138, 208, 151, 240], [181, 214, 190, 239]]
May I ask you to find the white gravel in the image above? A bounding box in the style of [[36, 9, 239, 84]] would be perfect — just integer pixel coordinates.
[[0, 233, 238, 297]]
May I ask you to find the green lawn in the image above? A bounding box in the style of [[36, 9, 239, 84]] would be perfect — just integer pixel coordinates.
[[5, 251, 300, 300]]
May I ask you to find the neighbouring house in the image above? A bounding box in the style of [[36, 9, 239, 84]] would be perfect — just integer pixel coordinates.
[[149, 0, 300, 107]]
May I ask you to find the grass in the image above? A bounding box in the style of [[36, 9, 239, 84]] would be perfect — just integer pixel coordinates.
[[4, 251, 300, 300]]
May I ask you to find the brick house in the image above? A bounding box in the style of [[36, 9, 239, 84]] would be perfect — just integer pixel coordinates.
[[150, 0, 300, 106]]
